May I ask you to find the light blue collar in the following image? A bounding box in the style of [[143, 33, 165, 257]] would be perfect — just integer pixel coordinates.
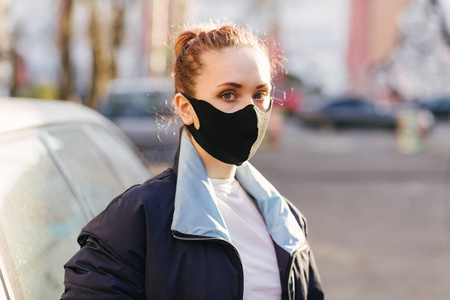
[[171, 129, 305, 255]]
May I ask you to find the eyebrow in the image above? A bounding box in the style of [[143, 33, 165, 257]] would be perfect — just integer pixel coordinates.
[[217, 82, 269, 89], [256, 83, 269, 89], [217, 82, 242, 88]]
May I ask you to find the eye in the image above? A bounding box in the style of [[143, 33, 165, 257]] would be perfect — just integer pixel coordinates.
[[253, 92, 268, 101], [221, 92, 237, 101]]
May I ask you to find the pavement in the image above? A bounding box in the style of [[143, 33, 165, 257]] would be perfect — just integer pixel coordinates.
[[250, 119, 450, 300], [148, 120, 450, 299]]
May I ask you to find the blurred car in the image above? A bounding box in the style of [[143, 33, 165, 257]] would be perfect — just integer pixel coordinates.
[[0, 98, 152, 300], [298, 97, 434, 131], [299, 97, 398, 129], [100, 78, 180, 162], [418, 97, 450, 121]]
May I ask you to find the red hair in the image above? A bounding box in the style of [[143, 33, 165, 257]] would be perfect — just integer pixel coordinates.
[[173, 24, 278, 98]]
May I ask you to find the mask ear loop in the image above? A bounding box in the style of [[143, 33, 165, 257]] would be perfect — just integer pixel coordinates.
[[180, 92, 193, 102]]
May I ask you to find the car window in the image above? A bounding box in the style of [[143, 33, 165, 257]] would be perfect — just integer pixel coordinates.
[[359, 102, 376, 113], [44, 127, 124, 215], [82, 124, 151, 188], [0, 134, 85, 300], [436, 100, 450, 109], [106, 92, 171, 118], [327, 100, 373, 111], [326, 100, 354, 109]]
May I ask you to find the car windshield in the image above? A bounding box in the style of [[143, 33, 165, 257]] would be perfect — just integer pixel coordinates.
[[106, 92, 171, 118]]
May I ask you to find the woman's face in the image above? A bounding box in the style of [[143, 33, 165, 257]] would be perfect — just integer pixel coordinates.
[[193, 46, 272, 114]]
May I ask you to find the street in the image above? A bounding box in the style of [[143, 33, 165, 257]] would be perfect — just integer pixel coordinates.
[[250, 119, 450, 300]]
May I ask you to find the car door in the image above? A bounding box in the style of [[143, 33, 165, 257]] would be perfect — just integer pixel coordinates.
[[0, 131, 88, 300], [0, 122, 151, 300]]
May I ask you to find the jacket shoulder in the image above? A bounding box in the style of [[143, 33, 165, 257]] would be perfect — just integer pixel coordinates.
[[62, 169, 177, 299], [79, 168, 177, 267]]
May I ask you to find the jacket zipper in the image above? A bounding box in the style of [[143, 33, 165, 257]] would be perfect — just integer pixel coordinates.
[[172, 232, 244, 300]]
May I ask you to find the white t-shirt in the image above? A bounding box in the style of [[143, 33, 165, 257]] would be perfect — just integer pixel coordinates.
[[210, 177, 282, 300]]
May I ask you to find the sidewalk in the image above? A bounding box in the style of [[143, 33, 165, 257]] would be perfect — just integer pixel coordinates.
[[251, 120, 450, 300]]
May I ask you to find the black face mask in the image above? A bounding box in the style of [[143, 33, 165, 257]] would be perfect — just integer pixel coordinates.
[[183, 94, 272, 166]]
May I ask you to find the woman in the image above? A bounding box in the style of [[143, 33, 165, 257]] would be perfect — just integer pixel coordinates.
[[62, 24, 324, 300]]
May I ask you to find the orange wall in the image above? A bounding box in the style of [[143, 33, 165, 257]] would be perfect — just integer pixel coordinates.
[[347, 0, 412, 93], [368, 0, 411, 65]]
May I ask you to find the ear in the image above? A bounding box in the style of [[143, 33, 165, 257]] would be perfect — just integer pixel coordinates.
[[174, 93, 195, 126]]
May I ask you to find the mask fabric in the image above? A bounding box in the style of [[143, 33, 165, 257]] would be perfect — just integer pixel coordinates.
[[183, 94, 272, 166]]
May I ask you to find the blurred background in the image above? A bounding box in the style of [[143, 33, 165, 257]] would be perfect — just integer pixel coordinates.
[[1, 0, 450, 299]]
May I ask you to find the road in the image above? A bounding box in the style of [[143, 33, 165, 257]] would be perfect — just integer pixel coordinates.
[[250, 119, 450, 300], [149, 120, 450, 299]]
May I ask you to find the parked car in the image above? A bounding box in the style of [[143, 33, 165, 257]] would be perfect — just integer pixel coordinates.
[[100, 78, 180, 162], [418, 97, 450, 121], [298, 97, 434, 131], [0, 98, 152, 300]]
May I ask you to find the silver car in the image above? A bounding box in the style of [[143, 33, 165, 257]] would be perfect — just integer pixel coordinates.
[[0, 98, 152, 300]]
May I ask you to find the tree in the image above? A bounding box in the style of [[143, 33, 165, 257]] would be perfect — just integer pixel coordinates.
[[83, 0, 125, 109], [58, 0, 75, 101]]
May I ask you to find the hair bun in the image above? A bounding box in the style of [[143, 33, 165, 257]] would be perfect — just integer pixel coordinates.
[[174, 30, 199, 58]]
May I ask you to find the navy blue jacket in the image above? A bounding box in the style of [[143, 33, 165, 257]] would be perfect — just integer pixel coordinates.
[[62, 130, 324, 300]]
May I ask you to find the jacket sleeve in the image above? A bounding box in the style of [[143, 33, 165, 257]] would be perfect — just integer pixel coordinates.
[[307, 249, 324, 300], [284, 197, 325, 300], [61, 187, 147, 300], [61, 235, 146, 300]]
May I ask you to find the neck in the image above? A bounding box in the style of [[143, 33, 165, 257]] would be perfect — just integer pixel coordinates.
[[189, 135, 237, 179]]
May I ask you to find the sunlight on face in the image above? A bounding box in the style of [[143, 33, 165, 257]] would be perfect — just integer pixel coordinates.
[[194, 46, 272, 114]]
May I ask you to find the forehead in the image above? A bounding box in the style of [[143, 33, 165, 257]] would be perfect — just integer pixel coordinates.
[[199, 46, 271, 85]]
